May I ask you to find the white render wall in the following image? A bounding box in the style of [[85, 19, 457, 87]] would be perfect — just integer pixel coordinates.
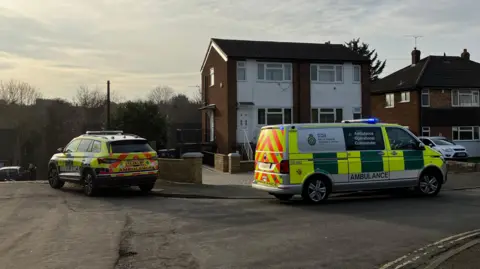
[[236, 60, 362, 143]]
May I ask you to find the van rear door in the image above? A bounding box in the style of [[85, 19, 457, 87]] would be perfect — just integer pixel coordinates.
[[254, 127, 287, 187]]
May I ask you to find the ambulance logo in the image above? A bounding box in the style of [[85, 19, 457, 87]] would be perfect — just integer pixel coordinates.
[[307, 134, 316, 146]]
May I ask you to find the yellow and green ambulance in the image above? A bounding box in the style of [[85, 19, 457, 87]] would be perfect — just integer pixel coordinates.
[[252, 118, 447, 203]]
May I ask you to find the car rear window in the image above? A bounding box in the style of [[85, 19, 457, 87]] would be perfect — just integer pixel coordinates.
[[110, 140, 154, 153]]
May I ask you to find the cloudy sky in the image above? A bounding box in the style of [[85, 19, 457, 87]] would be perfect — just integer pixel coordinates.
[[0, 0, 478, 101]]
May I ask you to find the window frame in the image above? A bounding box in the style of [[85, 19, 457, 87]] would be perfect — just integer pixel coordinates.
[[400, 91, 410, 103], [257, 108, 292, 125], [385, 126, 420, 150], [452, 126, 480, 141], [311, 108, 343, 123], [451, 89, 480, 107], [209, 67, 215, 87], [89, 140, 103, 153], [385, 93, 395, 108], [310, 64, 344, 83], [64, 139, 81, 153], [353, 65, 361, 83], [421, 89, 430, 107], [77, 139, 94, 153], [353, 107, 361, 119], [257, 62, 292, 82], [237, 61, 246, 81], [421, 127, 430, 137]]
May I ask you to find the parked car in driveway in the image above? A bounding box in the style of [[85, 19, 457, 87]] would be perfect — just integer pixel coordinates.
[[418, 136, 468, 161], [0, 166, 30, 181]]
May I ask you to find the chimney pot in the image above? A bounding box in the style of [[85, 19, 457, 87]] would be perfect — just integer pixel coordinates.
[[411, 47, 421, 65], [461, 48, 470, 60]]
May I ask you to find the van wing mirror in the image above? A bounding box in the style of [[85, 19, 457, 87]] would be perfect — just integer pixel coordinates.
[[417, 142, 426, 150]]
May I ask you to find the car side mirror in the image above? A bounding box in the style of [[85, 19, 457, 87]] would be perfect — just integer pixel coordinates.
[[428, 143, 434, 147], [417, 142, 425, 150], [57, 147, 64, 153]]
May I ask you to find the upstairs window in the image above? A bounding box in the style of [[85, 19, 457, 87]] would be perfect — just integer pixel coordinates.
[[421, 89, 430, 107], [400, 91, 410, 102], [311, 64, 343, 83], [353, 65, 361, 83], [237, 62, 246, 81], [421, 127, 430, 137], [452, 89, 479, 107], [353, 107, 361, 119], [209, 67, 215, 86], [257, 63, 292, 82], [385, 93, 394, 108]]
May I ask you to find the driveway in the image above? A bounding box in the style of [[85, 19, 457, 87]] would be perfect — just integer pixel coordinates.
[[1, 182, 480, 269]]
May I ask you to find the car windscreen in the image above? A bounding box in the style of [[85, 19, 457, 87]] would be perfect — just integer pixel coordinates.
[[109, 140, 153, 153], [432, 139, 455, 146]]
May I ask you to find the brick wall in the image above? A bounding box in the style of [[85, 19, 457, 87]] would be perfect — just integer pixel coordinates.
[[371, 91, 420, 135], [430, 89, 451, 108], [429, 126, 452, 139], [214, 153, 229, 172], [157, 154, 203, 184]]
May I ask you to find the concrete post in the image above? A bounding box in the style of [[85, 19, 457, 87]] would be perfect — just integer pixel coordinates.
[[228, 152, 241, 174], [181, 152, 204, 184]]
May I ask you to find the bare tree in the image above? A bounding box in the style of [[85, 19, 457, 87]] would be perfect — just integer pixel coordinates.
[[72, 85, 105, 108], [0, 79, 42, 105], [191, 86, 202, 105], [147, 86, 174, 105]]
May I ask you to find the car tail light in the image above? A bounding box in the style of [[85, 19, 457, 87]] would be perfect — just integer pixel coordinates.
[[279, 160, 289, 174]]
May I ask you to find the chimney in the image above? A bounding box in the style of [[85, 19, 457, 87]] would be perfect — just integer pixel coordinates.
[[461, 48, 470, 60], [411, 47, 421, 65]]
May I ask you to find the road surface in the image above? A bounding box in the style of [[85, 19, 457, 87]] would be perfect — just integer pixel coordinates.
[[1, 182, 480, 269]]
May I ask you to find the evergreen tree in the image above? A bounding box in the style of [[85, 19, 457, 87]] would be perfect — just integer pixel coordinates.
[[345, 38, 386, 82]]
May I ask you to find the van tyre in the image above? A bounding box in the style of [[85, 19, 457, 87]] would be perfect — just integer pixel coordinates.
[[138, 183, 155, 193], [273, 194, 294, 201], [83, 170, 98, 197], [48, 166, 64, 189], [416, 170, 442, 196], [302, 177, 330, 204]]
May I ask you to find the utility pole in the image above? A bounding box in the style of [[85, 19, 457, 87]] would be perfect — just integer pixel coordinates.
[[106, 80, 111, 129]]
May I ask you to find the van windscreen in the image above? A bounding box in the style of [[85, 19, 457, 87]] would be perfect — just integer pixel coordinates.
[[110, 140, 153, 153]]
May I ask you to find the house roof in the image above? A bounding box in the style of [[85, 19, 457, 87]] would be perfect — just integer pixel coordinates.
[[211, 38, 370, 62], [372, 55, 480, 94]]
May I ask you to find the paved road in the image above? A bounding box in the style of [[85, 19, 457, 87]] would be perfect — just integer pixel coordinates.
[[2, 183, 480, 269]]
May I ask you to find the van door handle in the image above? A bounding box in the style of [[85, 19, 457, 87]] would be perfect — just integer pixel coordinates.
[[391, 151, 398, 156]]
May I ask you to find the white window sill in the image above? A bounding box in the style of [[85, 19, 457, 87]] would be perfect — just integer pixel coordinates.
[[451, 105, 480, 107], [256, 80, 292, 83], [385, 106, 394, 108], [353, 81, 361, 84], [399, 100, 410, 103], [311, 81, 344, 84], [421, 105, 430, 107]]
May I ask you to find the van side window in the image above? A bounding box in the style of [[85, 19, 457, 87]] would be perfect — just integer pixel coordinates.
[[385, 127, 418, 150], [343, 127, 385, 151]]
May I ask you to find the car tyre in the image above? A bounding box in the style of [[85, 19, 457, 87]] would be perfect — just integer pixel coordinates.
[[83, 170, 98, 197], [416, 170, 442, 197], [138, 183, 155, 193], [301, 176, 331, 204], [273, 194, 294, 201], [48, 166, 65, 189]]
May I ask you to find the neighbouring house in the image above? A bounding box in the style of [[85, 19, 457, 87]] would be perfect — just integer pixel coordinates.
[[371, 48, 480, 156], [199, 38, 371, 155]]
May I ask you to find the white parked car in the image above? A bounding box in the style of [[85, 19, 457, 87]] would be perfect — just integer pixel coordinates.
[[418, 136, 468, 161]]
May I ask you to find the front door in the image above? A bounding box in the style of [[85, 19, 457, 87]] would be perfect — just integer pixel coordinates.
[[344, 126, 389, 185], [237, 109, 250, 143], [58, 139, 81, 180], [385, 127, 423, 181]]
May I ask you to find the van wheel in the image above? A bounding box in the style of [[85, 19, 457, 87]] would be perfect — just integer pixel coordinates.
[[83, 170, 98, 197], [138, 183, 155, 193], [48, 166, 64, 189], [302, 177, 330, 204], [273, 194, 294, 201], [416, 170, 442, 196]]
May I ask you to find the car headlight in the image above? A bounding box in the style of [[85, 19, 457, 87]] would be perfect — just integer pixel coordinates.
[[443, 148, 453, 152]]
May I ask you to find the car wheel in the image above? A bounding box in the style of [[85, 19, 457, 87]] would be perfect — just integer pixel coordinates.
[[302, 177, 330, 204], [138, 183, 155, 193], [83, 170, 98, 197], [416, 170, 442, 196], [48, 166, 65, 189], [273, 194, 294, 201]]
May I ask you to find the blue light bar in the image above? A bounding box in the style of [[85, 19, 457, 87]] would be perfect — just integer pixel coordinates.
[[341, 118, 380, 124]]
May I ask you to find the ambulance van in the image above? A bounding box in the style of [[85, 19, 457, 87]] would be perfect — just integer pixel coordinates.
[[252, 118, 447, 203]]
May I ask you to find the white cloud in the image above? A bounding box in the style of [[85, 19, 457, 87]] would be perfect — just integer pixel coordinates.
[[0, 0, 478, 99]]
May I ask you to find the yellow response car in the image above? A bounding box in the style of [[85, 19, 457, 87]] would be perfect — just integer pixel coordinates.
[[252, 118, 447, 203], [47, 130, 159, 196]]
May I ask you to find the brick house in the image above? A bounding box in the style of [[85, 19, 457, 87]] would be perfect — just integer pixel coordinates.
[[199, 38, 371, 155], [371, 48, 480, 156]]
